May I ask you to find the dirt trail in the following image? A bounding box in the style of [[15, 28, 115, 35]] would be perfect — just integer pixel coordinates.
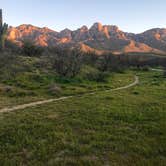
[[0, 76, 139, 113], [151, 68, 164, 72]]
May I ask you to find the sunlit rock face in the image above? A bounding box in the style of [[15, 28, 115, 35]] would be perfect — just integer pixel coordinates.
[[89, 22, 111, 40], [72, 26, 91, 42], [129, 28, 166, 52], [91, 22, 103, 31], [8, 28, 18, 40], [123, 40, 158, 53], [35, 35, 48, 47], [7, 24, 58, 46], [7, 23, 166, 54]]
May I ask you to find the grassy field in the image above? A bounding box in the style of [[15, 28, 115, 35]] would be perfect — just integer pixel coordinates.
[[0, 70, 166, 165], [0, 70, 134, 109]]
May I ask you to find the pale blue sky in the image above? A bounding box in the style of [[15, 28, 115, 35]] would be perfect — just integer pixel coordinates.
[[0, 0, 166, 33]]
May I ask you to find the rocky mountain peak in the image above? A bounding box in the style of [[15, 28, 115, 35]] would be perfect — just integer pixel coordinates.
[[80, 25, 88, 31], [107, 25, 119, 33], [59, 28, 72, 38], [90, 22, 103, 31]]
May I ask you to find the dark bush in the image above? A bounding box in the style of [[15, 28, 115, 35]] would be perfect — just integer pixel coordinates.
[[22, 40, 43, 56], [140, 66, 150, 71], [52, 49, 83, 78], [81, 66, 108, 82]]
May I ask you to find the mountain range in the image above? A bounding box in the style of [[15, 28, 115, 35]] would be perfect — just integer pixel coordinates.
[[7, 22, 166, 55]]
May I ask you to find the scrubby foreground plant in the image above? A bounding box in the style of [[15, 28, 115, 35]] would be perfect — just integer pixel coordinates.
[[0, 9, 8, 50]]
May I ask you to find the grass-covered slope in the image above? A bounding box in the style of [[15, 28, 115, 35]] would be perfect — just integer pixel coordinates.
[[0, 70, 165, 165], [0, 54, 134, 108]]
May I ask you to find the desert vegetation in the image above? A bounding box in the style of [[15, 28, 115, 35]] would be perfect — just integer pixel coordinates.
[[0, 38, 165, 165], [0, 0, 166, 164], [0, 40, 165, 106], [0, 68, 165, 165]]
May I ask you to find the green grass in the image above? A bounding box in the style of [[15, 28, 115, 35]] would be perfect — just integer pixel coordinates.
[[0, 71, 134, 109], [0, 70, 165, 165]]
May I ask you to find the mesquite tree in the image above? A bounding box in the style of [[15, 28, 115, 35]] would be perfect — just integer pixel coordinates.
[[0, 9, 8, 50], [53, 49, 83, 78]]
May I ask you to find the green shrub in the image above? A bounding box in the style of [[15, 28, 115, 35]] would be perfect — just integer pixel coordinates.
[[22, 40, 43, 57], [133, 91, 139, 95], [81, 66, 108, 82], [48, 84, 62, 96], [140, 66, 150, 71]]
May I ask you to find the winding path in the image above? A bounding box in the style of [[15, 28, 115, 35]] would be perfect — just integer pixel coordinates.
[[151, 68, 164, 72], [0, 76, 139, 113]]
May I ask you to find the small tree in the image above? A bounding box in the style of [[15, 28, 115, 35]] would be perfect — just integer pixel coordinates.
[[97, 54, 122, 72], [22, 40, 43, 56], [53, 49, 83, 78]]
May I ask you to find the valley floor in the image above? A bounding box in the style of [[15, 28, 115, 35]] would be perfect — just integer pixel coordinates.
[[0, 70, 166, 165]]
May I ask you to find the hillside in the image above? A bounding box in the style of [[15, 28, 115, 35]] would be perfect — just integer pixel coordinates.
[[7, 23, 166, 54]]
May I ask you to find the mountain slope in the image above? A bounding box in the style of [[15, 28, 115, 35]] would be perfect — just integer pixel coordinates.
[[129, 28, 166, 52], [7, 23, 166, 54]]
